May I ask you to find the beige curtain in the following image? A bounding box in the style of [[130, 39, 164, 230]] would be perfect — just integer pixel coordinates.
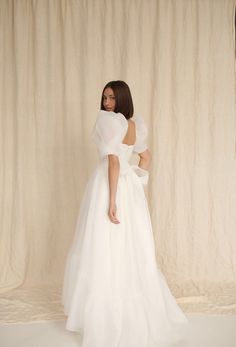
[[0, 0, 235, 323]]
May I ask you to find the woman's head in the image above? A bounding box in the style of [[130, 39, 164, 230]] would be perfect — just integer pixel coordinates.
[[100, 80, 134, 119]]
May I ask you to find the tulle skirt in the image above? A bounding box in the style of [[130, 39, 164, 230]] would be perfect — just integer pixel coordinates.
[[61, 160, 189, 347]]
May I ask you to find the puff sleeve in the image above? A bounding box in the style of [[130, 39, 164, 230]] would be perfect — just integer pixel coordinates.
[[133, 115, 148, 153], [91, 110, 128, 158]]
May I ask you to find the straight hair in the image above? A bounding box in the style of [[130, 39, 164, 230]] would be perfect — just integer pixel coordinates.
[[100, 80, 134, 120]]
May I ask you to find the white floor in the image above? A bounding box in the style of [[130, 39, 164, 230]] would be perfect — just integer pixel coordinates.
[[0, 314, 236, 347]]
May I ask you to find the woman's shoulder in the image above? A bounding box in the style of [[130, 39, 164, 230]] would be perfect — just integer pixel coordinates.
[[97, 109, 127, 122], [95, 110, 128, 130], [131, 113, 146, 123], [131, 114, 148, 134]]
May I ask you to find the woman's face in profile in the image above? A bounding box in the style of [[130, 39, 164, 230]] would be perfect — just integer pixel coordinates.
[[102, 87, 116, 112]]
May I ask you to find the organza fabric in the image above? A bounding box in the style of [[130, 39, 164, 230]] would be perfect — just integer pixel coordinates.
[[61, 110, 189, 347]]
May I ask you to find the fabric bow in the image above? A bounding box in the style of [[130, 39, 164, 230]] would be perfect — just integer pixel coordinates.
[[130, 165, 149, 186]]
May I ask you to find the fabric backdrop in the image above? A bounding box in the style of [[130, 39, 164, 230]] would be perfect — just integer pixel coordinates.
[[0, 0, 236, 323]]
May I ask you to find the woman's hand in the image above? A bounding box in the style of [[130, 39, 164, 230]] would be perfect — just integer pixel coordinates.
[[108, 201, 120, 224]]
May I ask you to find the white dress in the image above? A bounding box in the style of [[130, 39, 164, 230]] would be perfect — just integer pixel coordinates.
[[61, 110, 189, 347]]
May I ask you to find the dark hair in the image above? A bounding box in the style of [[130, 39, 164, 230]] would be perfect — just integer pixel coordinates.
[[100, 80, 134, 120]]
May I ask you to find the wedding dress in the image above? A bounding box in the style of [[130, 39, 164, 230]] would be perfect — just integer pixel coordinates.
[[61, 110, 189, 347]]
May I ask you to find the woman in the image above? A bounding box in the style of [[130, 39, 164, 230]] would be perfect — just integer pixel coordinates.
[[61, 80, 189, 347]]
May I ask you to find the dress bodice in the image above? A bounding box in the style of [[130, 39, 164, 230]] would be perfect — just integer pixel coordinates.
[[100, 144, 134, 174], [119, 143, 134, 162], [99, 143, 149, 185], [115, 143, 135, 175], [118, 143, 134, 163], [92, 110, 148, 159], [91, 110, 149, 185]]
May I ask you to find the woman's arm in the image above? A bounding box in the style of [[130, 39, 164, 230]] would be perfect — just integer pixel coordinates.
[[108, 154, 120, 224], [138, 149, 151, 170]]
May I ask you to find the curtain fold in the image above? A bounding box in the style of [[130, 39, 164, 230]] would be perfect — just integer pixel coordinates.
[[0, 0, 235, 323]]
